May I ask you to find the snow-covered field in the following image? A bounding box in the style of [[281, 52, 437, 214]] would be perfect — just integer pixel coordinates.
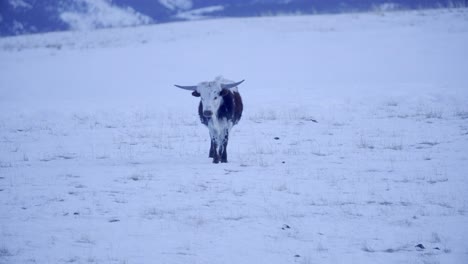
[[1, 8, 468, 264]]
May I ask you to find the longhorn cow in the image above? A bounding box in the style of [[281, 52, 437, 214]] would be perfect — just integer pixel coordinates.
[[175, 76, 244, 163]]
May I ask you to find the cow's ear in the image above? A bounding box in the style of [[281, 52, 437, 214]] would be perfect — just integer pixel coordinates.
[[192, 91, 201, 97], [219, 89, 229, 97]]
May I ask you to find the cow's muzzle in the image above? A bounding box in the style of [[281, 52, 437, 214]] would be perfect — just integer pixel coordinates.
[[203, 110, 213, 118]]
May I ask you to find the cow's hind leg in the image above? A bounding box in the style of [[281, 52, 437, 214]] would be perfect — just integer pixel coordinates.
[[220, 143, 228, 163]]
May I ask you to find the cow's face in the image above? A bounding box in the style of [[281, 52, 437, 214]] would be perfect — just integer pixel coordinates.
[[193, 81, 228, 118]]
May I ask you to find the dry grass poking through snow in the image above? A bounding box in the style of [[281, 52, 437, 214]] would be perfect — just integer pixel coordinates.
[[1, 7, 468, 264]]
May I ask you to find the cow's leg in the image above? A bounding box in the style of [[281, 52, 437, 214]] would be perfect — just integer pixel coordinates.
[[220, 130, 229, 163], [210, 131, 220, 163], [212, 141, 220, 163], [209, 139, 216, 158], [208, 129, 216, 158]]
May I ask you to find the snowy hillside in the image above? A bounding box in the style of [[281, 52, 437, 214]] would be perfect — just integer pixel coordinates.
[[1, 8, 468, 264], [1, 0, 467, 36]]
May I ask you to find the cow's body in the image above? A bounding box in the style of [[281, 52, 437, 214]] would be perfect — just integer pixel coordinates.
[[198, 87, 243, 163], [175, 76, 244, 163]]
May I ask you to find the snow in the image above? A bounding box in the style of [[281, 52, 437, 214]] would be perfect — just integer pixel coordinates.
[[11, 20, 25, 33], [159, 0, 193, 11], [60, 0, 152, 31], [8, 0, 32, 10], [372, 3, 401, 12], [1, 8, 468, 264], [175, 5, 225, 20]]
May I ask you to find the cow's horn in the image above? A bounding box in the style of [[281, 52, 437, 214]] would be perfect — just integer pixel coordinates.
[[221, 80, 245, 89], [174, 84, 198, 91]]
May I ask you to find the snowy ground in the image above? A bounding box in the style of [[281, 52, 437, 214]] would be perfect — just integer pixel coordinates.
[[1, 8, 468, 264]]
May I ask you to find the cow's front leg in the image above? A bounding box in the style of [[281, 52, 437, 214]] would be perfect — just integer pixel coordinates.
[[209, 139, 216, 158], [212, 141, 220, 163], [220, 130, 229, 163], [211, 133, 220, 163], [208, 129, 216, 158]]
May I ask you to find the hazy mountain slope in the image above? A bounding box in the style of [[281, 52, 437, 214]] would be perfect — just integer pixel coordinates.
[[1, 0, 466, 36]]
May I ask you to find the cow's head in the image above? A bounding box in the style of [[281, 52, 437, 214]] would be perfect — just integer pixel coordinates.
[[175, 78, 244, 118]]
